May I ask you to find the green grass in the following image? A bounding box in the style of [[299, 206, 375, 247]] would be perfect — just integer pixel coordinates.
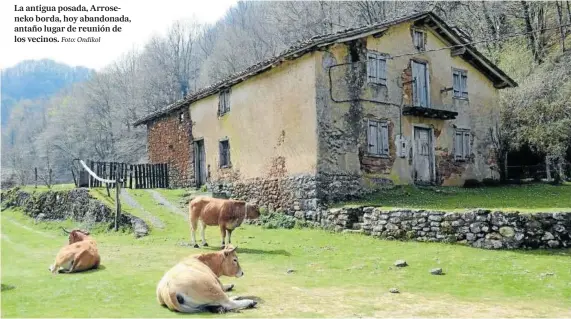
[[18, 183, 76, 193], [2, 188, 571, 317], [338, 183, 571, 212]]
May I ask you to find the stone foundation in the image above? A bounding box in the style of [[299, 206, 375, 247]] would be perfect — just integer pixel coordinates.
[[316, 173, 369, 203], [211, 172, 373, 216], [297, 206, 571, 250], [209, 174, 319, 215]]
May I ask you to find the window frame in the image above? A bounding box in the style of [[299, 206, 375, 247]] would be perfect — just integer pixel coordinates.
[[218, 88, 231, 116], [366, 51, 388, 86], [454, 128, 471, 161], [218, 138, 231, 168], [411, 59, 430, 108], [412, 29, 426, 51], [452, 68, 468, 100], [366, 119, 390, 157]]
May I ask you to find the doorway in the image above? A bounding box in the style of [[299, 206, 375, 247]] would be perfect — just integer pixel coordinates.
[[413, 126, 434, 184], [194, 139, 206, 187]]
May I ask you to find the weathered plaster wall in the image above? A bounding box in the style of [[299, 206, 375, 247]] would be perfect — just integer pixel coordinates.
[[315, 21, 501, 193], [147, 110, 193, 188], [190, 53, 318, 183], [189, 54, 320, 211]]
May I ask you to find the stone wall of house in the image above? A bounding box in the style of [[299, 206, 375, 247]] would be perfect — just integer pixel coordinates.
[[210, 174, 319, 215], [147, 110, 194, 188], [297, 206, 571, 250]]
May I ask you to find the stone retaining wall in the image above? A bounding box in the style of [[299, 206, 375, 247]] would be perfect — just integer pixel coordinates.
[[297, 206, 571, 250], [1, 188, 149, 237]]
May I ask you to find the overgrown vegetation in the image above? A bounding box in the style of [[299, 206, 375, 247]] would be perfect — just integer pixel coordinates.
[[2, 188, 570, 318]]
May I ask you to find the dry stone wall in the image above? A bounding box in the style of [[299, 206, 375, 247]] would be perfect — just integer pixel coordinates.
[[1, 188, 149, 237], [298, 206, 571, 250]]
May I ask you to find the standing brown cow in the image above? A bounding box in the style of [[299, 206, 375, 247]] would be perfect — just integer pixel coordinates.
[[48, 227, 100, 274], [189, 196, 260, 248]]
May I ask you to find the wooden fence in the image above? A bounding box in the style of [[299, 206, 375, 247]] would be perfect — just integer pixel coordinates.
[[76, 160, 169, 189]]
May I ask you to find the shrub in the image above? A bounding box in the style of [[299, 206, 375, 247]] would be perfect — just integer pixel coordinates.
[[258, 211, 297, 229]]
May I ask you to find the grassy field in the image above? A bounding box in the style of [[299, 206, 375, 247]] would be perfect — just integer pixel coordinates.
[[338, 183, 571, 212], [2, 187, 571, 318]]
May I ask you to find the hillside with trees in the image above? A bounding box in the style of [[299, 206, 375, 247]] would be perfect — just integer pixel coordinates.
[[1, 1, 570, 187]]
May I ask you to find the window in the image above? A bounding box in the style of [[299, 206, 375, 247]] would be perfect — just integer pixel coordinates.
[[412, 60, 430, 107], [179, 111, 185, 123], [218, 88, 231, 116], [219, 139, 231, 168], [413, 30, 426, 51], [366, 51, 387, 85], [367, 119, 389, 156], [454, 129, 471, 161], [453, 69, 468, 99]]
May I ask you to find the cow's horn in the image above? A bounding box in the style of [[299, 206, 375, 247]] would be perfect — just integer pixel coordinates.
[[61, 226, 70, 234]]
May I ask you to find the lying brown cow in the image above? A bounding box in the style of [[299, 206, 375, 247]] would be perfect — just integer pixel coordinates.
[[48, 227, 100, 274], [156, 245, 257, 313], [189, 196, 260, 248]]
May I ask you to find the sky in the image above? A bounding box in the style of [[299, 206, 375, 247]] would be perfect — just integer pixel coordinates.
[[0, 0, 237, 71]]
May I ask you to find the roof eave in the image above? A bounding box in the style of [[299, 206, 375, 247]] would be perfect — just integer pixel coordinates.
[[422, 12, 518, 89]]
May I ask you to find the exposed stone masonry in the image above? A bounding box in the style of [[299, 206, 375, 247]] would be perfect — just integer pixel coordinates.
[[147, 110, 194, 188], [296, 206, 571, 250]]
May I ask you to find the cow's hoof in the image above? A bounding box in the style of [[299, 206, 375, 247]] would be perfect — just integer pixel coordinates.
[[193, 244, 199, 248], [203, 243, 209, 247]]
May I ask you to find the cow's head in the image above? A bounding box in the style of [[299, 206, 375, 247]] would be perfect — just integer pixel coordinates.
[[220, 245, 244, 278], [245, 203, 261, 220], [61, 227, 90, 244]]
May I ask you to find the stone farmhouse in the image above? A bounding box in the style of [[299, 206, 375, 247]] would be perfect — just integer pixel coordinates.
[[134, 11, 517, 214]]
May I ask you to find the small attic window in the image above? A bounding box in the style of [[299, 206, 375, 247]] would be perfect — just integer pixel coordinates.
[[179, 112, 185, 123], [413, 30, 426, 51]]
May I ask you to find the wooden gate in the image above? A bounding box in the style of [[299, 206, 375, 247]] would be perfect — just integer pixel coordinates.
[[78, 161, 169, 189]]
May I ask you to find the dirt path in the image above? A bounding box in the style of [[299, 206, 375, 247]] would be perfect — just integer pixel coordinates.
[[121, 189, 165, 229], [146, 190, 188, 221]]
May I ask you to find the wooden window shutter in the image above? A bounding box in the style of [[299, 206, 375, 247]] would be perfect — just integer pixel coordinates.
[[453, 71, 460, 97], [226, 141, 231, 165], [379, 58, 387, 85], [367, 53, 375, 81], [219, 141, 223, 167], [454, 131, 463, 160], [380, 122, 389, 155], [461, 74, 468, 98], [226, 89, 231, 112], [367, 120, 378, 154], [463, 131, 470, 158]]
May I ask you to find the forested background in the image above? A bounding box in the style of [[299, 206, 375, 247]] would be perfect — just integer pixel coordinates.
[[2, 1, 571, 186]]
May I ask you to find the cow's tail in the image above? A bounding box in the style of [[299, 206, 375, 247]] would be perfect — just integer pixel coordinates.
[[166, 291, 216, 313]]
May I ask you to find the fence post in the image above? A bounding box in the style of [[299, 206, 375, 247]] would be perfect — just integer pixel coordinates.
[[34, 168, 38, 188], [129, 165, 133, 189], [115, 174, 121, 231]]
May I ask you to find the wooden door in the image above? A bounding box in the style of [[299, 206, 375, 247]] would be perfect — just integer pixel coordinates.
[[412, 61, 429, 107], [194, 140, 206, 187], [413, 127, 433, 184]]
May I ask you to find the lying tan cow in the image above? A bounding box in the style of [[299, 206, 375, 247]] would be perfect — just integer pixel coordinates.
[[189, 196, 260, 248], [48, 227, 100, 274], [156, 245, 257, 313]]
